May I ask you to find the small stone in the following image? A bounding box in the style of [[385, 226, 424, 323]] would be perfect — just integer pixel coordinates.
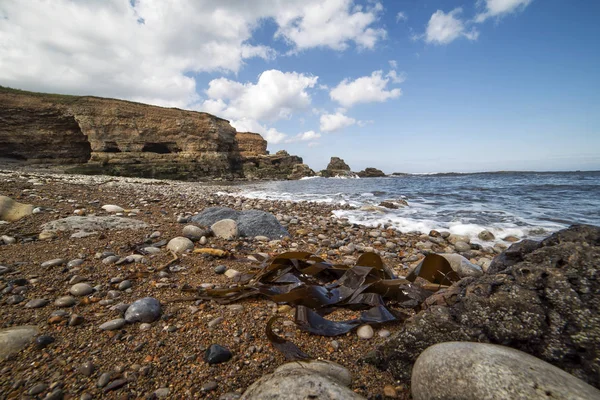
[[41, 258, 66, 268], [70, 283, 93, 296], [214, 265, 227, 274], [69, 314, 84, 326], [183, 225, 205, 241], [208, 317, 224, 328], [202, 381, 218, 392], [204, 344, 232, 364], [357, 325, 374, 339], [118, 280, 132, 290], [55, 296, 77, 307], [102, 256, 120, 264], [125, 297, 162, 323], [104, 378, 127, 392], [378, 329, 391, 338], [255, 235, 269, 242], [97, 372, 112, 388], [454, 241, 471, 252], [29, 382, 48, 396], [224, 269, 241, 279], [79, 361, 95, 377], [154, 388, 170, 398], [67, 259, 85, 268], [6, 295, 25, 304], [143, 246, 161, 254], [25, 298, 49, 308], [101, 205, 124, 213], [1, 235, 16, 244], [199, 236, 208, 245], [35, 335, 55, 349], [167, 237, 194, 253], [38, 231, 56, 240], [383, 384, 397, 398], [99, 318, 126, 331], [80, 393, 93, 400], [139, 323, 152, 331]]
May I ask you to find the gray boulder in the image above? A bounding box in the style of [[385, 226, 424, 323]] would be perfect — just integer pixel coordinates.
[[241, 360, 363, 400], [191, 207, 288, 239], [412, 342, 600, 400], [439, 253, 483, 278], [41, 216, 148, 235], [0, 325, 39, 360], [370, 225, 600, 388]]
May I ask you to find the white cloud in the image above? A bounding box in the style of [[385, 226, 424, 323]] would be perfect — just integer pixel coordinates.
[[202, 70, 318, 121], [475, 0, 533, 23], [230, 118, 288, 145], [424, 8, 479, 45], [285, 130, 322, 143], [320, 112, 357, 132], [396, 12, 407, 22], [330, 70, 402, 108], [386, 70, 406, 84], [275, 1, 386, 51], [0, 0, 386, 108], [389, 60, 398, 69]]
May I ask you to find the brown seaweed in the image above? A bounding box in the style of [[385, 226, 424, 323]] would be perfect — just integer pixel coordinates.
[[266, 316, 311, 361]]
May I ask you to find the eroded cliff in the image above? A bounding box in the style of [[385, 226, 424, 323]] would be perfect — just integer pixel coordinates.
[[0, 87, 309, 180]]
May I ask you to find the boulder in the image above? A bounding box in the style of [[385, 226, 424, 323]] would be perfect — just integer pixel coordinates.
[[0, 325, 39, 360], [211, 219, 239, 239], [0, 195, 34, 222], [41, 216, 148, 234], [191, 207, 289, 239], [287, 163, 316, 180], [241, 360, 364, 400], [326, 157, 351, 171], [182, 225, 206, 241], [370, 225, 600, 388], [357, 167, 386, 178], [453, 241, 471, 252], [438, 253, 483, 278], [412, 342, 600, 400], [447, 234, 470, 245], [478, 229, 495, 241]]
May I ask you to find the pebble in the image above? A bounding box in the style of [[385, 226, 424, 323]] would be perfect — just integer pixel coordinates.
[[67, 259, 85, 268], [118, 280, 132, 290], [454, 241, 471, 252], [357, 324, 374, 339], [208, 317, 224, 328], [211, 219, 239, 239], [41, 258, 66, 268], [35, 335, 55, 348], [125, 297, 162, 323], [383, 384, 397, 398], [99, 318, 126, 331], [1, 235, 16, 244], [29, 382, 48, 396], [80, 393, 93, 400], [378, 329, 391, 338], [139, 323, 152, 331], [97, 372, 112, 388], [79, 361, 95, 377], [224, 269, 241, 279], [182, 225, 205, 240], [70, 283, 93, 296], [167, 237, 194, 253], [214, 265, 227, 274], [143, 246, 161, 254], [204, 344, 232, 364], [101, 204, 124, 213], [154, 388, 171, 398], [102, 256, 120, 264], [24, 298, 49, 309], [104, 378, 127, 392], [69, 314, 84, 326], [202, 381, 218, 392], [199, 236, 208, 245], [6, 295, 25, 304]]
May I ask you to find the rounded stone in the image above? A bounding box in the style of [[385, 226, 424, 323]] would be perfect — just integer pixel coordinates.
[[125, 297, 162, 323], [99, 318, 126, 331], [204, 344, 232, 365], [182, 225, 205, 241], [167, 237, 194, 254], [35, 335, 55, 349], [55, 296, 77, 307], [411, 342, 600, 400], [357, 325, 374, 339], [454, 241, 471, 252], [41, 258, 66, 268], [25, 298, 49, 309], [0, 326, 39, 360], [101, 204, 124, 213], [118, 280, 132, 290], [70, 283, 93, 296], [478, 230, 495, 241], [214, 265, 227, 275], [275, 360, 352, 387]]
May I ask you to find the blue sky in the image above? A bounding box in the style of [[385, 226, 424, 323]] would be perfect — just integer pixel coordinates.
[[1, 0, 598, 172]]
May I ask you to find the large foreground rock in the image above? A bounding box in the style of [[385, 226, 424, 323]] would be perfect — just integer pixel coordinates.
[[0, 195, 34, 222], [370, 224, 600, 388], [191, 207, 289, 239], [0, 325, 39, 360], [41, 216, 148, 234], [241, 360, 364, 400], [412, 342, 600, 400]]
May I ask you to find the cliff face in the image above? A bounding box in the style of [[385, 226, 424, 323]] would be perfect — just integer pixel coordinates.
[[0, 87, 310, 180]]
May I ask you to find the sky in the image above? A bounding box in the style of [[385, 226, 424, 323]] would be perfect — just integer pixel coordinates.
[[1, 0, 599, 173]]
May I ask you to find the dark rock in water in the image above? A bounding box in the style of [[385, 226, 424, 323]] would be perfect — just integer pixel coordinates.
[[326, 157, 351, 171], [124, 297, 161, 323], [487, 239, 541, 274], [287, 163, 315, 180], [191, 207, 289, 239], [204, 344, 232, 365], [35, 335, 55, 349], [357, 167, 386, 178], [370, 224, 600, 389]]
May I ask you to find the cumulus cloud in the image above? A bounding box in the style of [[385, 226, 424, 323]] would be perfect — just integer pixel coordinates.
[[202, 70, 318, 121], [424, 8, 479, 45], [0, 0, 386, 108], [320, 112, 357, 132], [396, 11, 408, 22], [285, 130, 322, 143], [229, 117, 288, 145], [330, 70, 402, 108], [475, 0, 533, 23]]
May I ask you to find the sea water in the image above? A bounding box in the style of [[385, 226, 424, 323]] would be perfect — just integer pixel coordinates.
[[227, 171, 600, 244]]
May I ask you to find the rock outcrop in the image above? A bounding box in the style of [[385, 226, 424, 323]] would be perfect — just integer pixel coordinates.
[[357, 167, 386, 178], [369, 224, 600, 389], [321, 157, 357, 178], [0, 86, 309, 181]]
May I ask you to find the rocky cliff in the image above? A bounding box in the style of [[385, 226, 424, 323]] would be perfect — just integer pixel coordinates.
[[0, 87, 309, 180]]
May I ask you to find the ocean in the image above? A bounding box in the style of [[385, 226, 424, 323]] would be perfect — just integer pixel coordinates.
[[227, 171, 600, 244]]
